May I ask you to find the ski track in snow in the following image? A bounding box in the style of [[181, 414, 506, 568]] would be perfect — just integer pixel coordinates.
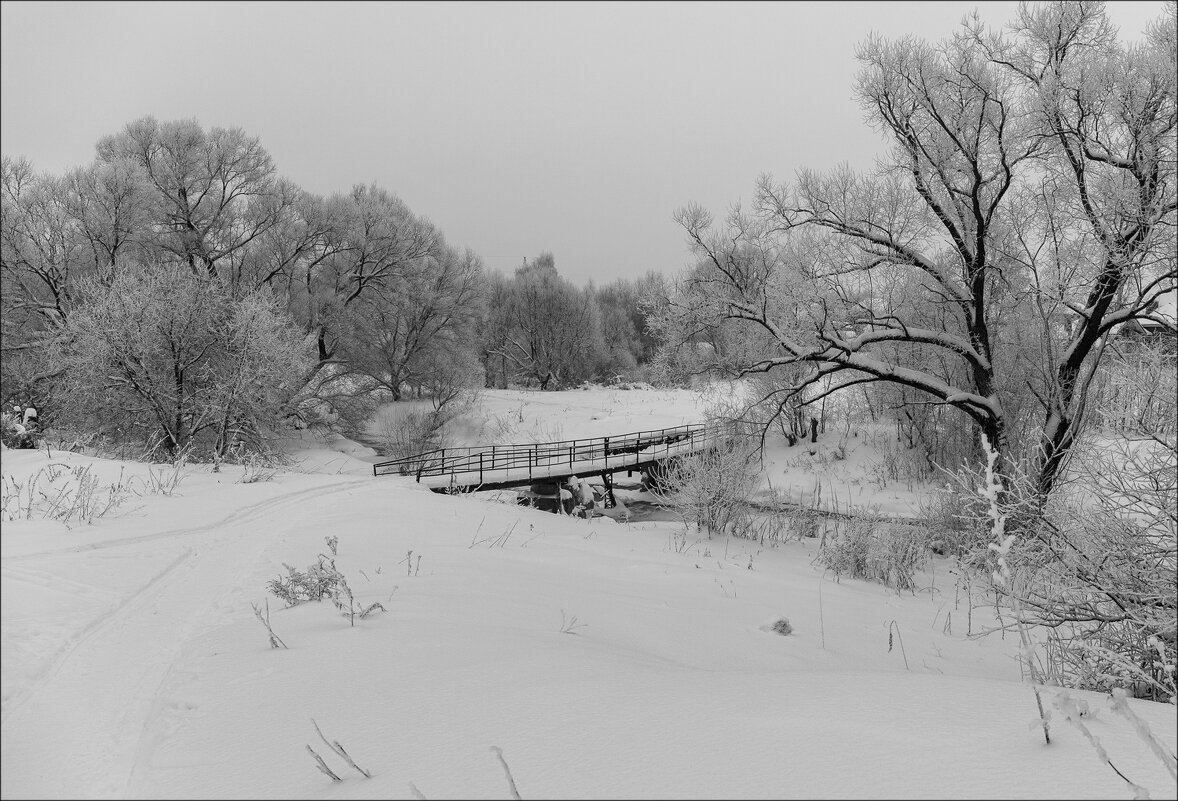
[[4, 477, 368, 562], [0, 476, 371, 799]]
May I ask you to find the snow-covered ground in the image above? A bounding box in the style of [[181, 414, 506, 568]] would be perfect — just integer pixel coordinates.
[[2, 386, 1175, 799]]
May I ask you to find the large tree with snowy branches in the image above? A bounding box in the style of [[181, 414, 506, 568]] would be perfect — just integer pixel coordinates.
[[654, 0, 1176, 498]]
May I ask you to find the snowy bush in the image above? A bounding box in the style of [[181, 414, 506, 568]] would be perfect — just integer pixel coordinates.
[[267, 556, 346, 606], [871, 438, 936, 487], [266, 549, 386, 627], [818, 514, 931, 593], [868, 524, 932, 593], [375, 385, 482, 465], [955, 433, 1177, 703], [0, 411, 28, 449], [659, 429, 759, 538], [1, 463, 137, 525], [917, 480, 983, 556], [771, 618, 793, 636], [143, 457, 187, 496], [1088, 336, 1177, 437], [819, 515, 874, 580], [236, 451, 280, 484], [1, 406, 38, 450], [378, 406, 447, 463]]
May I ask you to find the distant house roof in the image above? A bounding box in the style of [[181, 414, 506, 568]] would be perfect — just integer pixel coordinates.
[[1141, 290, 1177, 334], [1118, 289, 1177, 344]]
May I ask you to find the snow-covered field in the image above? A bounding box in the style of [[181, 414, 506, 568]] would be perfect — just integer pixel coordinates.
[[2, 387, 1175, 799]]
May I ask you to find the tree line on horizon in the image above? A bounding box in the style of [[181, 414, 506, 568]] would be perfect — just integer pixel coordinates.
[[0, 117, 669, 458]]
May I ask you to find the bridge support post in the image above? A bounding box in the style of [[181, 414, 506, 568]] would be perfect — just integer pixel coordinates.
[[602, 471, 616, 508]]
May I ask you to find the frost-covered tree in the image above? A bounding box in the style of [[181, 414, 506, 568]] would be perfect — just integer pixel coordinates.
[[50, 263, 314, 457], [95, 116, 292, 280], [299, 184, 438, 363], [330, 243, 485, 400], [3, 117, 491, 450], [487, 253, 609, 389], [1, 157, 83, 334], [594, 276, 659, 376], [657, 1, 1176, 497]]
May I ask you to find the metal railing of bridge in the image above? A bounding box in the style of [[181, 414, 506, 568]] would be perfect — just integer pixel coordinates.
[[372, 423, 722, 486]]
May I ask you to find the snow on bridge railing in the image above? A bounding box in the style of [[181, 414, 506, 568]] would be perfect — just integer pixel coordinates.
[[372, 423, 722, 485]]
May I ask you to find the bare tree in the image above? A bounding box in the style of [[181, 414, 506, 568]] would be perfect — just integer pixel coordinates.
[[974, 1, 1177, 496], [303, 184, 437, 363], [95, 117, 290, 279], [478, 271, 516, 389], [489, 253, 608, 389], [58, 158, 155, 286], [1, 158, 82, 334], [331, 244, 485, 400], [659, 1, 1175, 497]]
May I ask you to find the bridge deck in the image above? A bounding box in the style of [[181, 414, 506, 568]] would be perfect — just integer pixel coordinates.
[[372, 423, 720, 493]]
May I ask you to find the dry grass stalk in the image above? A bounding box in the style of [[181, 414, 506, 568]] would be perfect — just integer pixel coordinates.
[[311, 718, 372, 778], [490, 745, 522, 800], [306, 744, 341, 781], [251, 599, 287, 649]]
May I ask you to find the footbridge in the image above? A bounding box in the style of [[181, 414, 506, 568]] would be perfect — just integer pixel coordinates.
[[372, 423, 723, 495]]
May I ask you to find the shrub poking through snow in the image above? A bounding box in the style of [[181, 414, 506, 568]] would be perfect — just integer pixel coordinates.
[[817, 513, 931, 594], [251, 599, 287, 649], [144, 456, 187, 496], [771, 618, 793, 636], [0, 462, 138, 526], [267, 556, 345, 606], [869, 524, 931, 593], [559, 610, 588, 634], [819, 515, 874, 580], [237, 451, 279, 483], [266, 545, 386, 626], [659, 430, 759, 538], [330, 574, 386, 627]]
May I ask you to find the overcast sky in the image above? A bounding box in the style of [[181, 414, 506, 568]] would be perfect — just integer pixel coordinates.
[[0, 1, 1165, 286]]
